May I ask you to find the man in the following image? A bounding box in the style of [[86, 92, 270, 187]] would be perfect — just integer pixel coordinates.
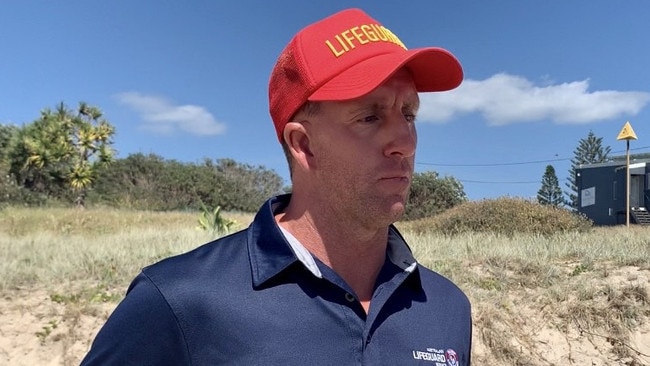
[[81, 8, 471, 365]]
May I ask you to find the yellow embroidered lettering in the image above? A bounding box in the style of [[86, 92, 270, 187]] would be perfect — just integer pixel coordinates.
[[325, 39, 346, 57], [371, 24, 388, 41], [380, 26, 394, 43], [350, 26, 368, 45], [325, 23, 407, 57], [381, 26, 406, 49], [341, 30, 356, 49], [334, 34, 350, 52], [360, 24, 378, 42]]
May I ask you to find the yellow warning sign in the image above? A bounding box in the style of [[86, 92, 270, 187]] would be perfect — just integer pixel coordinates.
[[617, 121, 638, 140]]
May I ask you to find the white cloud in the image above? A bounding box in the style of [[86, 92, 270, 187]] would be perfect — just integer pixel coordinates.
[[114, 92, 226, 136], [418, 73, 650, 125]]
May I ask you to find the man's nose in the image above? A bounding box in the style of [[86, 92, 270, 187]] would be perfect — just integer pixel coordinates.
[[383, 114, 417, 158]]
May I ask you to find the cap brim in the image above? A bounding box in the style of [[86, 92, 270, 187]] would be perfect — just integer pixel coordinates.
[[309, 47, 463, 101]]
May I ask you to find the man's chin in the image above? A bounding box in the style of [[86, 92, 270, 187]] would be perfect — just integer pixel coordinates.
[[386, 201, 407, 223]]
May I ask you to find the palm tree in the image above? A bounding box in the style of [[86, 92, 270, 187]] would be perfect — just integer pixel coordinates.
[[19, 102, 115, 206]]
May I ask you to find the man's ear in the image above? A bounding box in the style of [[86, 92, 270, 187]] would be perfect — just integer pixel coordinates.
[[283, 121, 314, 171]]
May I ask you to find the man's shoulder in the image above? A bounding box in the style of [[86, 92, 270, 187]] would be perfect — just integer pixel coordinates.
[[142, 229, 250, 284], [416, 264, 470, 306]]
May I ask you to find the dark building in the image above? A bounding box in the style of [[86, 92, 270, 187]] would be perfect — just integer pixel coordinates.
[[577, 159, 650, 225]]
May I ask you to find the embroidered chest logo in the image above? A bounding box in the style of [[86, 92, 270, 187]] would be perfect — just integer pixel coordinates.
[[411, 347, 458, 366]]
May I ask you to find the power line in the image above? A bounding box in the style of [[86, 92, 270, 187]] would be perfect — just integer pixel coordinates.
[[459, 179, 539, 184], [417, 157, 568, 167], [419, 146, 650, 185], [458, 176, 576, 185], [416, 145, 650, 168]]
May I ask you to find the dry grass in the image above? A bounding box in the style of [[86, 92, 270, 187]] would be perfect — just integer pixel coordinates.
[[2, 207, 650, 365], [0, 206, 252, 292], [397, 225, 650, 365]]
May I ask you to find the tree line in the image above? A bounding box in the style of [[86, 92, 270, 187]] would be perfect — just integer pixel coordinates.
[[0, 102, 286, 212], [4, 101, 625, 216], [0, 102, 466, 219]]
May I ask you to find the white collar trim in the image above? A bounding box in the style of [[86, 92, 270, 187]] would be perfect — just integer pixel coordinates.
[[279, 227, 323, 278]]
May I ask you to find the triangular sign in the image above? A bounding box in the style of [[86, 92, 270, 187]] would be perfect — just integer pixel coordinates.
[[617, 121, 638, 141]]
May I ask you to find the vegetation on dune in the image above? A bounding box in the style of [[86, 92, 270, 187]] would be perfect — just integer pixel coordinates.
[[402, 196, 593, 237], [3, 202, 650, 365]]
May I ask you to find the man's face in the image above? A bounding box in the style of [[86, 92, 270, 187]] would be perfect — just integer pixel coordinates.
[[304, 69, 419, 228]]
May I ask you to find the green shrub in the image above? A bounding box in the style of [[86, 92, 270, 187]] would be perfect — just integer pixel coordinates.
[[406, 197, 592, 236], [90, 154, 283, 212], [404, 171, 466, 220], [197, 203, 236, 237]]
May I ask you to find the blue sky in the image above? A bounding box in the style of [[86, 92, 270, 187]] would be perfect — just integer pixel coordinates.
[[2, 1, 649, 200]]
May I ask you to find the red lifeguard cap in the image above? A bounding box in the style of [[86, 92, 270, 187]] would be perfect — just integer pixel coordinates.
[[268, 8, 463, 143]]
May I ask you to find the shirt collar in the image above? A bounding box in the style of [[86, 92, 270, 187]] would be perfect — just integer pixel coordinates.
[[247, 194, 297, 288], [386, 227, 418, 273], [248, 194, 418, 287]]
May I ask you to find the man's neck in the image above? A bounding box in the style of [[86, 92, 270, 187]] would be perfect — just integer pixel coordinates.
[[276, 202, 389, 308]]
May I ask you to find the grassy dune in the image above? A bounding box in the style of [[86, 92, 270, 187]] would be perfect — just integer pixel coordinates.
[[0, 207, 251, 292], [1, 207, 649, 365]]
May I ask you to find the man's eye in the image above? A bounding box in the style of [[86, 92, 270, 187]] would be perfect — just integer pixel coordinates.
[[357, 115, 379, 123], [404, 113, 417, 122]]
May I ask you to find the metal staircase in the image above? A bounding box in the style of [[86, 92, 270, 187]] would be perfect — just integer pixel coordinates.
[[630, 207, 650, 225]]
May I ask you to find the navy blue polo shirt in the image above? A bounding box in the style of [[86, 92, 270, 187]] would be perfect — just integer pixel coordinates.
[[81, 194, 471, 365]]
